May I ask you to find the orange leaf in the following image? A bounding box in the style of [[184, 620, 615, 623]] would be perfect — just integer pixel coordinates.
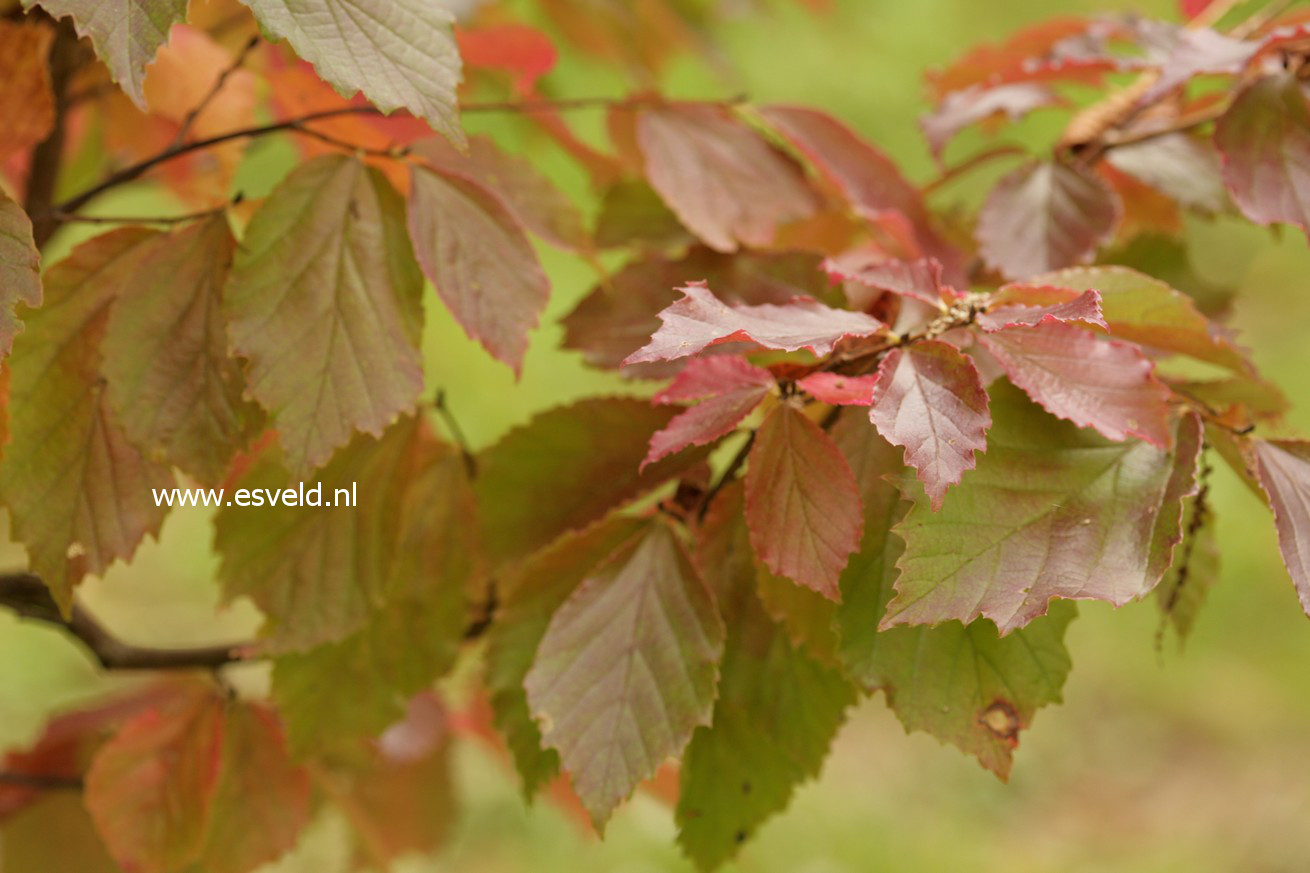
[[0, 20, 55, 161]]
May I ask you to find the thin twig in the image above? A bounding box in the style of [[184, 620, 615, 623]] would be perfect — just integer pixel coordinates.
[[171, 35, 261, 146], [697, 431, 755, 521], [920, 145, 1027, 196], [53, 95, 745, 217], [46, 201, 235, 227], [433, 389, 477, 479], [25, 16, 81, 249]]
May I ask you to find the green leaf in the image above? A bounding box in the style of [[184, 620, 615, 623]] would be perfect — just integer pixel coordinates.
[[524, 522, 725, 827], [745, 404, 863, 600], [867, 598, 1076, 778], [1030, 265, 1255, 374], [214, 416, 436, 652], [408, 166, 549, 373], [0, 188, 40, 358], [475, 397, 710, 571], [84, 686, 226, 873], [271, 444, 475, 755], [198, 703, 311, 873], [27, 0, 187, 107], [678, 481, 855, 870], [239, 0, 464, 145], [102, 216, 261, 485], [884, 380, 1194, 634], [485, 515, 647, 798], [0, 229, 174, 612], [224, 155, 424, 476], [1155, 495, 1219, 644]]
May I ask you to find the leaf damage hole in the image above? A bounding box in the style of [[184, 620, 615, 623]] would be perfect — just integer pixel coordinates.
[[978, 699, 1021, 745]]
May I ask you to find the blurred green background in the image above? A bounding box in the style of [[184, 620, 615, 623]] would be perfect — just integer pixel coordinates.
[[5, 0, 1310, 871]]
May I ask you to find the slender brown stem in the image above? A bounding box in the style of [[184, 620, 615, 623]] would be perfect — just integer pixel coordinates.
[[433, 389, 477, 479], [171, 35, 261, 146], [53, 95, 744, 217], [920, 145, 1027, 196], [46, 203, 233, 227], [697, 432, 755, 521], [1100, 102, 1231, 151]]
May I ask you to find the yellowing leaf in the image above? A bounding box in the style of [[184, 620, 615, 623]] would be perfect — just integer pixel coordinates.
[[103, 216, 261, 485], [408, 166, 549, 373], [224, 155, 424, 475], [272, 444, 475, 756], [26, 0, 187, 107], [524, 522, 725, 827], [745, 404, 863, 599], [0, 188, 41, 358], [214, 417, 438, 652], [0, 229, 174, 612], [240, 0, 464, 145]]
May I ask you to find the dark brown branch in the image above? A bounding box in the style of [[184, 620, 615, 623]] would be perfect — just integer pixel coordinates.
[[24, 16, 81, 249], [0, 771, 84, 791], [433, 389, 477, 479], [51, 94, 747, 216], [697, 431, 755, 521], [0, 573, 249, 671]]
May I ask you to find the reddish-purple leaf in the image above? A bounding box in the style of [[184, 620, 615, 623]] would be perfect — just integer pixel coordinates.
[[977, 287, 1106, 332], [761, 104, 967, 283], [644, 357, 774, 470], [1215, 72, 1310, 235], [796, 372, 879, 406], [921, 83, 1061, 157], [625, 282, 884, 365], [0, 190, 40, 359], [635, 104, 819, 252], [1104, 133, 1227, 212], [408, 165, 549, 373], [977, 159, 1120, 280], [1141, 27, 1256, 104], [978, 321, 1173, 446], [870, 340, 991, 510], [823, 252, 951, 307], [1253, 440, 1310, 617], [745, 404, 863, 599]]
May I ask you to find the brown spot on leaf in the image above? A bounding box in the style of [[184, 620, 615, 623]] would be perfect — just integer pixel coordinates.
[[978, 699, 1021, 745]]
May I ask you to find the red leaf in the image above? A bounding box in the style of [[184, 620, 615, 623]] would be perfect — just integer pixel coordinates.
[[760, 105, 968, 283], [745, 404, 863, 598], [625, 283, 884, 365], [644, 357, 774, 470], [870, 340, 991, 510], [635, 104, 819, 252], [84, 689, 226, 873], [978, 322, 1174, 446], [1215, 72, 1310, 235], [408, 166, 549, 373], [921, 83, 1061, 157], [977, 159, 1121, 280], [1253, 440, 1310, 617], [796, 372, 879, 406], [977, 287, 1107, 331], [456, 24, 557, 92], [823, 253, 953, 307], [1180, 0, 1213, 18]]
